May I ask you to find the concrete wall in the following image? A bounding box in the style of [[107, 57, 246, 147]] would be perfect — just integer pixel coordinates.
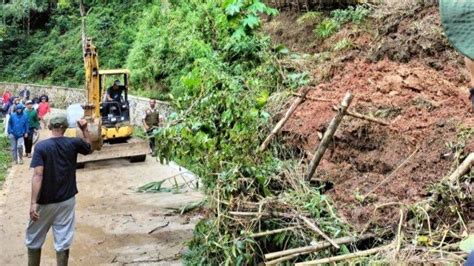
[[0, 82, 172, 126]]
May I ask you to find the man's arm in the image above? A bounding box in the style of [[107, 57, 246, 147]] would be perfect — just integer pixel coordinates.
[[33, 111, 40, 128], [30, 166, 43, 221], [142, 119, 150, 132], [7, 116, 12, 135], [106, 88, 113, 101], [77, 119, 92, 147]]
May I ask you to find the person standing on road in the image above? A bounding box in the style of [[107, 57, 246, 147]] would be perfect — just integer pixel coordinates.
[[7, 104, 28, 164], [142, 99, 160, 156], [440, 1, 474, 111], [2, 89, 12, 106], [19, 87, 31, 101], [24, 100, 40, 158], [26, 113, 92, 266], [37, 96, 51, 129]]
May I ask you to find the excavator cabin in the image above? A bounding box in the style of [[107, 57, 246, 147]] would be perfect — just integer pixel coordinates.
[[98, 69, 134, 141]]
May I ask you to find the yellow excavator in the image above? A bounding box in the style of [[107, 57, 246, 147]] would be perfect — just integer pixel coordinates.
[[65, 38, 149, 165]]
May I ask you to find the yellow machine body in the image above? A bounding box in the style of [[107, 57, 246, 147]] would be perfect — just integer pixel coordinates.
[[67, 38, 148, 164]]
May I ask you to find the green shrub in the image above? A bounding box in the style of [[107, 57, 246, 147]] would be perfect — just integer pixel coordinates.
[[331, 5, 370, 24], [0, 124, 12, 185], [296, 11, 323, 25], [315, 18, 340, 39], [333, 38, 353, 51]]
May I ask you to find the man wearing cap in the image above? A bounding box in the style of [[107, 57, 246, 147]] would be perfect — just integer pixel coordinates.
[[106, 79, 125, 103], [7, 103, 28, 164], [26, 114, 92, 266], [24, 100, 40, 158], [440, 1, 474, 111]]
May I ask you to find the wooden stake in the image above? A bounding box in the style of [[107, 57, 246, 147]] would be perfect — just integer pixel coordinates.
[[264, 233, 376, 261], [305, 92, 353, 181], [259, 88, 311, 152], [292, 92, 333, 103], [299, 215, 340, 249], [332, 106, 389, 126], [295, 245, 390, 265]]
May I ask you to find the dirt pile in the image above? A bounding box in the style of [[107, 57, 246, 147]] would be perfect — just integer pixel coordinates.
[[264, 2, 474, 232], [283, 58, 473, 230]]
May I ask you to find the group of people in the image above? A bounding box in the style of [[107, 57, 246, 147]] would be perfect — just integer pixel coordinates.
[[2, 88, 51, 165]]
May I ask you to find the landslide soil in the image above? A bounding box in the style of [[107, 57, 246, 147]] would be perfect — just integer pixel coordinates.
[[265, 6, 474, 230]]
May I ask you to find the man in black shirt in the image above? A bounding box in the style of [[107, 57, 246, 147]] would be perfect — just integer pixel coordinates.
[[106, 80, 125, 103], [26, 113, 92, 266]]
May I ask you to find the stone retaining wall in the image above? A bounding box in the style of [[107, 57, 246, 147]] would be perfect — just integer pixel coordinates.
[[0, 82, 172, 126]]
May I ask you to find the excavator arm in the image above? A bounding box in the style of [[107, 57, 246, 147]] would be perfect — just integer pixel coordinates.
[[75, 38, 103, 151]]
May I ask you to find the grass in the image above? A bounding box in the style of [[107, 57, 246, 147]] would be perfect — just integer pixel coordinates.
[[0, 121, 12, 187]]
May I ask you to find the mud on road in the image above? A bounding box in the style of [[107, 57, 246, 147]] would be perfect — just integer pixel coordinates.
[[0, 130, 203, 265]]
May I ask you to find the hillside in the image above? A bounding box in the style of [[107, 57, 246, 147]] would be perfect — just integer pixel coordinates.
[[1, 0, 473, 264]]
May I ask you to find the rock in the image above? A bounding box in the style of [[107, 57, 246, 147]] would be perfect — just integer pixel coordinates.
[[389, 90, 400, 96]]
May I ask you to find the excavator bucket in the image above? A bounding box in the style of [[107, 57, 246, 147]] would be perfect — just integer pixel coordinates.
[[77, 137, 149, 164]]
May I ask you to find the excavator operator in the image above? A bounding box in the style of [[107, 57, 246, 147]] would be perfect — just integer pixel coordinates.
[[106, 80, 125, 103]]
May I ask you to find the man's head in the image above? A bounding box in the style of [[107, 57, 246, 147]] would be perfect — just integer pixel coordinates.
[[15, 103, 25, 114], [48, 113, 69, 133], [26, 100, 33, 110], [149, 99, 156, 109], [113, 80, 121, 89]]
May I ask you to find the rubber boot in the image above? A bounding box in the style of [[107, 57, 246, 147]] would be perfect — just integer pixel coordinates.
[[28, 248, 41, 266], [56, 249, 69, 266]]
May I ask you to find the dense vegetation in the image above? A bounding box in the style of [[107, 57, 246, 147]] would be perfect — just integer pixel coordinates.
[[0, 122, 12, 185], [0, 0, 355, 264], [3, 1, 471, 265]]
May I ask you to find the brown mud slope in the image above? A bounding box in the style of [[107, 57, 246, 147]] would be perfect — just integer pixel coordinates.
[[273, 5, 474, 231], [284, 59, 473, 230]]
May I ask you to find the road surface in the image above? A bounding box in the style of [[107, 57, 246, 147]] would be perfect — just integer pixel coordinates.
[[0, 129, 203, 265]]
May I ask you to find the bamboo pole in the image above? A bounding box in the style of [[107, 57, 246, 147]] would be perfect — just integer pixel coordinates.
[[422, 152, 474, 212], [264, 233, 376, 261], [259, 87, 311, 152], [298, 215, 340, 249], [295, 245, 390, 265], [305, 92, 353, 181], [250, 226, 299, 238], [332, 106, 389, 126], [446, 153, 474, 184]]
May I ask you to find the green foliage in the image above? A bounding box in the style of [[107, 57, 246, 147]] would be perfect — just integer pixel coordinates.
[[284, 72, 310, 90], [0, 1, 148, 87], [315, 18, 340, 39], [314, 5, 371, 40], [333, 38, 353, 51], [331, 5, 370, 25], [296, 11, 322, 25], [0, 123, 12, 185], [283, 188, 349, 238], [184, 218, 257, 265]]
